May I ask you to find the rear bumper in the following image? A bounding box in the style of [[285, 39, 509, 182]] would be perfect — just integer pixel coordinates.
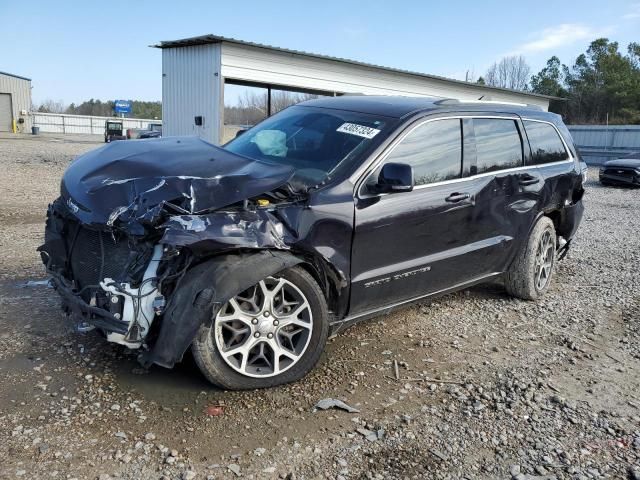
[[553, 197, 584, 261], [557, 199, 584, 242]]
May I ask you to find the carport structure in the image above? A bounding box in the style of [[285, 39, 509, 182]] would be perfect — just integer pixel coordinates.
[[154, 34, 554, 145]]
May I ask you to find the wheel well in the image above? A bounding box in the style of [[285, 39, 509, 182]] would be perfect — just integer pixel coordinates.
[[293, 256, 344, 319], [193, 248, 346, 319], [545, 210, 561, 234]]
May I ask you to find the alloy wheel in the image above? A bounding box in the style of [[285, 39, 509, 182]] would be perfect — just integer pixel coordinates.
[[213, 277, 313, 378], [534, 229, 554, 291]]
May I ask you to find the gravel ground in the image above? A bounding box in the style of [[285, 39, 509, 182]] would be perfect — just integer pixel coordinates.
[[0, 133, 639, 480]]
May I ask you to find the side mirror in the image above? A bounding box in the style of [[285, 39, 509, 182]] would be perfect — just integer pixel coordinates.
[[374, 162, 414, 193]]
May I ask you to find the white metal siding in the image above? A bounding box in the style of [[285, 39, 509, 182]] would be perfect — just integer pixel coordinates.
[[31, 113, 162, 135], [568, 125, 640, 165], [220, 43, 549, 111], [0, 73, 32, 132], [0, 94, 12, 131], [162, 44, 222, 143]]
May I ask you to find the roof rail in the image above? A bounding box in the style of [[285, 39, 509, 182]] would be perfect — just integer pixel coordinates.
[[434, 98, 543, 111]]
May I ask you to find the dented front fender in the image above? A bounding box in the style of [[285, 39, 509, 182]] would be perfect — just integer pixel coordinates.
[[160, 210, 293, 252], [139, 250, 302, 369]]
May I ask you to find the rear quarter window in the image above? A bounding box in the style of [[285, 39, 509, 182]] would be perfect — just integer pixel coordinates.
[[523, 120, 569, 165], [473, 119, 523, 174]]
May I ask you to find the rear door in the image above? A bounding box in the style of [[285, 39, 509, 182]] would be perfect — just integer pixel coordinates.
[[522, 118, 574, 195], [467, 116, 534, 272], [520, 118, 576, 228]]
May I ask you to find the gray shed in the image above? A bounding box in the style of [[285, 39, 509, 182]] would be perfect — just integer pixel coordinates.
[[0, 71, 32, 133], [154, 34, 557, 145]]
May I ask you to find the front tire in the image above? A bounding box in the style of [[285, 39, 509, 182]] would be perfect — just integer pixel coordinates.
[[504, 216, 556, 300], [192, 266, 329, 390]]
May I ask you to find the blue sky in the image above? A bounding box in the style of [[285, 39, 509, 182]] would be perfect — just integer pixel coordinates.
[[1, 0, 639, 106]]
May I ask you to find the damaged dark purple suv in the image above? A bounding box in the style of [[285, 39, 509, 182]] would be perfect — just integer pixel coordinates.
[[40, 96, 584, 389]]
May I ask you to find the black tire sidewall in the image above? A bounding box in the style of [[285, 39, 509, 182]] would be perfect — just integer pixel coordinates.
[[505, 216, 557, 300], [192, 266, 329, 390]]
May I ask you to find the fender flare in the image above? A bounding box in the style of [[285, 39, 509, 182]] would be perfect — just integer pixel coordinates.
[[139, 250, 302, 369]]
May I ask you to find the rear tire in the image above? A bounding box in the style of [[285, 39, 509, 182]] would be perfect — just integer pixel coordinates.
[[192, 266, 329, 390], [504, 216, 556, 300]]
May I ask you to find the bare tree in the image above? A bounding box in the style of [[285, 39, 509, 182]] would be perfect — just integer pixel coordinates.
[[464, 69, 476, 82], [485, 56, 531, 91], [271, 91, 318, 113], [225, 89, 319, 126], [36, 99, 67, 113]]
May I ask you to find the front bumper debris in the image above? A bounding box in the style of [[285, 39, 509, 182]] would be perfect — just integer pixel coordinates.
[[39, 199, 164, 346], [600, 171, 640, 186], [49, 273, 130, 334]]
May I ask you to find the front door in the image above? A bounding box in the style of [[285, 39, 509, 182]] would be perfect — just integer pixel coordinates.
[[350, 118, 484, 313]]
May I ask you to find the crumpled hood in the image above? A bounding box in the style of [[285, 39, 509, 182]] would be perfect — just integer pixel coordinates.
[[61, 137, 295, 229]]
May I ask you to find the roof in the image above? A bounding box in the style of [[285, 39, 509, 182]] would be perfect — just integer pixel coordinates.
[[297, 95, 554, 119], [0, 71, 31, 82], [153, 34, 560, 102], [301, 95, 442, 117]]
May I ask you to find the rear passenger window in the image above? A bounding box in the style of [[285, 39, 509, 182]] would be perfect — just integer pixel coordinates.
[[524, 120, 569, 165], [384, 119, 462, 186], [473, 119, 523, 174]]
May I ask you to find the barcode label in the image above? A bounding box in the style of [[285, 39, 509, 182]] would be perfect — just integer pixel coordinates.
[[336, 123, 381, 139]]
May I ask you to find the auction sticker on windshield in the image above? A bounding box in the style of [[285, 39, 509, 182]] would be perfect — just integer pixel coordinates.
[[337, 123, 381, 139]]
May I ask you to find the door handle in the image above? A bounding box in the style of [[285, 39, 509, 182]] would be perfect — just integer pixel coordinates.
[[519, 174, 540, 186], [445, 192, 470, 203]]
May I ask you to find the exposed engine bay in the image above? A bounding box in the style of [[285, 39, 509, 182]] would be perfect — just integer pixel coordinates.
[[38, 137, 329, 369]]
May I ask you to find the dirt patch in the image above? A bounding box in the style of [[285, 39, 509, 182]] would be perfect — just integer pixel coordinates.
[[0, 134, 638, 480]]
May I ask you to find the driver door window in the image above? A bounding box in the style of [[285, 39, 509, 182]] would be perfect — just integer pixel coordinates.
[[383, 119, 462, 186]]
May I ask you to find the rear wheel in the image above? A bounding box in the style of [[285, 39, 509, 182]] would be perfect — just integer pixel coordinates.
[[504, 216, 556, 300], [192, 266, 329, 390]]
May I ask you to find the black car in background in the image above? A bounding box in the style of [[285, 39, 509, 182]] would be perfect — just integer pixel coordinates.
[[138, 129, 162, 139], [40, 96, 585, 389], [599, 157, 640, 187]]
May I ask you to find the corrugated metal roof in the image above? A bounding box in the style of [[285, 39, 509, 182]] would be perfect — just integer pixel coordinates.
[[152, 34, 561, 101], [0, 71, 31, 82]]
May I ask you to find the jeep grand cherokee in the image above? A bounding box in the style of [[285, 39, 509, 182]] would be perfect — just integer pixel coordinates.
[[40, 96, 584, 389]]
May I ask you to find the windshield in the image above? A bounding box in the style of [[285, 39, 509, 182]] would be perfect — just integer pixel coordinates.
[[224, 105, 393, 187]]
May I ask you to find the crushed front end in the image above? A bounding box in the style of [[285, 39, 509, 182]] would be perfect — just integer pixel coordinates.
[[39, 137, 301, 364], [41, 197, 184, 348]]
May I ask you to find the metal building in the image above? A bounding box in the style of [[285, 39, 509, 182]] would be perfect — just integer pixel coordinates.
[[154, 34, 556, 145], [0, 71, 32, 133]]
